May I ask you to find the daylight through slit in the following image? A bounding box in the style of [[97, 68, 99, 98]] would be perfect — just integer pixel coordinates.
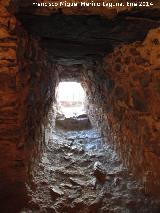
[[56, 82, 86, 118]]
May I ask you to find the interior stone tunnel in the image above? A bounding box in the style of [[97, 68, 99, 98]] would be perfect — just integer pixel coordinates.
[[0, 0, 160, 212]]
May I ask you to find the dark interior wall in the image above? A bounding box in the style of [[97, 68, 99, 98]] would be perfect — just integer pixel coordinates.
[[0, 5, 27, 212], [0, 5, 58, 212], [82, 27, 160, 196], [16, 23, 57, 183]]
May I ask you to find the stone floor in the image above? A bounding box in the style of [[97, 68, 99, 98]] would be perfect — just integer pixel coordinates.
[[23, 117, 160, 213]]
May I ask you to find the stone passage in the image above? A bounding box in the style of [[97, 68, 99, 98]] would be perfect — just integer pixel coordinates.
[[23, 116, 160, 212], [0, 1, 160, 212]]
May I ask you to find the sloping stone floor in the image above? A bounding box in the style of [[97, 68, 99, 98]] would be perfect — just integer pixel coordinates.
[[23, 118, 160, 213]]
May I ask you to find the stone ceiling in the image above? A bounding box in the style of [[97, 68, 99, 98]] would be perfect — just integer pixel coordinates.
[[3, 0, 160, 64]]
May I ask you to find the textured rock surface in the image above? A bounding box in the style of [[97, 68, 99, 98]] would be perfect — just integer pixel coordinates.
[[22, 121, 160, 212], [0, 4, 57, 212], [83, 27, 160, 195], [16, 10, 160, 62], [56, 117, 91, 130], [0, 5, 27, 212]]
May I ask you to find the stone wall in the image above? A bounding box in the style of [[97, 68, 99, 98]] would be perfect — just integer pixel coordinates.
[[0, 5, 57, 212], [56, 64, 83, 82], [0, 5, 25, 212], [83, 28, 160, 196], [16, 21, 57, 176]]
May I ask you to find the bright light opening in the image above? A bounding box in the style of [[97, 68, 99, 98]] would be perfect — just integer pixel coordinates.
[[56, 82, 86, 118]]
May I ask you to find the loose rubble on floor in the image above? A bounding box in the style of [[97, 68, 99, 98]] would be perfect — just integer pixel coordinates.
[[23, 115, 160, 213]]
